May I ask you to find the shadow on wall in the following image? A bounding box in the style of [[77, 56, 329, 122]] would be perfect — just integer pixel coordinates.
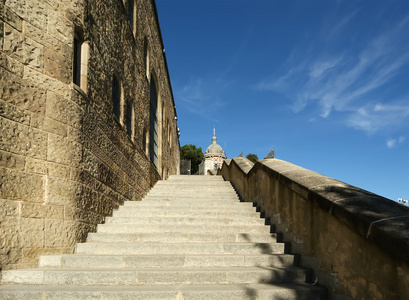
[[221, 156, 409, 300]]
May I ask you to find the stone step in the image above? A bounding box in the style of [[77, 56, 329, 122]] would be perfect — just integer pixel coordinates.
[[0, 283, 327, 300], [1, 267, 309, 285], [39, 253, 296, 268], [122, 201, 251, 208], [86, 232, 278, 243], [96, 223, 271, 234], [113, 205, 257, 214], [105, 216, 266, 225], [111, 209, 261, 218], [0, 175, 326, 298], [76, 242, 285, 254], [125, 198, 243, 205], [149, 188, 235, 193], [148, 184, 235, 189]]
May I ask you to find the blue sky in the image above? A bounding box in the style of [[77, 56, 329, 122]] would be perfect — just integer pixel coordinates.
[[156, 0, 409, 202]]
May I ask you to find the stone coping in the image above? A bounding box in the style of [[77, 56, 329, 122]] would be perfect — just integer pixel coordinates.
[[223, 157, 409, 265]]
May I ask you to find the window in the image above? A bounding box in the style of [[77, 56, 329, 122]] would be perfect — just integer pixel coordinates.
[[125, 101, 133, 139], [143, 129, 147, 154], [112, 75, 121, 121], [73, 36, 82, 86], [128, 0, 135, 34], [73, 27, 88, 92], [144, 38, 149, 78], [149, 77, 158, 168]]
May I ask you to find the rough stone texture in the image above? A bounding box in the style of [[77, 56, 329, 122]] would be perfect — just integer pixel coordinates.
[[0, 0, 179, 270], [221, 158, 409, 300]]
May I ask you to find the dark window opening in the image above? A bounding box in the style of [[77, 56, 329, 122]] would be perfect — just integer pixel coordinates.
[[126, 101, 133, 138], [144, 39, 148, 72], [149, 77, 159, 168], [128, 0, 134, 32], [73, 37, 82, 85], [143, 130, 147, 154], [112, 76, 121, 121]]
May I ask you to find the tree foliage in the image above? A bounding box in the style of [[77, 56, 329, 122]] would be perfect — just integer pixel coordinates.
[[246, 153, 259, 164], [180, 144, 204, 174]]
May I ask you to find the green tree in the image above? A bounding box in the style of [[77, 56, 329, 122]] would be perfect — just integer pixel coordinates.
[[180, 144, 204, 174], [246, 153, 258, 164]]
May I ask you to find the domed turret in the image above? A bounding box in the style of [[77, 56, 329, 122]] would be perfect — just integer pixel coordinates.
[[205, 134, 224, 155], [203, 129, 226, 175]]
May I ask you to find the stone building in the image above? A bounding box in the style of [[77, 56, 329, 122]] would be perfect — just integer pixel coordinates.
[[203, 129, 227, 175], [0, 0, 180, 270]]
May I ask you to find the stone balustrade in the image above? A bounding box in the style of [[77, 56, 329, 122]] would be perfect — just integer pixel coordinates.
[[220, 157, 409, 300]]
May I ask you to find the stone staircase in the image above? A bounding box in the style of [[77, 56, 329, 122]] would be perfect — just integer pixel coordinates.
[[0, 175, 327, 299]]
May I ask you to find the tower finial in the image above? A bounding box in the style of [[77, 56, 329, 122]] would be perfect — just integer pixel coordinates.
[[212, 128, 217, 144]]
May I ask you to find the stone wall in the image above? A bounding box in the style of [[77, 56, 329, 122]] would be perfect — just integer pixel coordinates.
[[0, 0, 180, 270], [220, 158, 409, 300]]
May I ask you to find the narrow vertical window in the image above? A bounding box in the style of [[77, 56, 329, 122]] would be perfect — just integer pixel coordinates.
[[73, 36, 82, 85], [128, 0, 135, 33], [143, 130, 147, 154], [125, 101, 133, 138], [144, 38, 149, 77], [149, 77, 158, 168], [73, 28, 88, 92], [112, 75, 121, 121]]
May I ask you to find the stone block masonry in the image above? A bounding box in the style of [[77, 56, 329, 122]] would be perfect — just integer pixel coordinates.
[[0, 0, 180, 270], [220, 157, 409, 300]]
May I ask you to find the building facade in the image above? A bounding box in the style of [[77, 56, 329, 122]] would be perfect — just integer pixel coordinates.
[[0, 0, 180, 270], [203, 130, 226, 175]]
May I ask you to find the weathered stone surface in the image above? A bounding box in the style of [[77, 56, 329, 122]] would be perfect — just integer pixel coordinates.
[[22, 37, 44, 70], [47, 9, 71, 44], [24, 0, 48, 30], [0, 248, 21, 267], [1, 3, 22, 32], [0, 0, 180, 271], [0, 217, 20, 250], [0, 52, 24, 76], [0, 199, 19, 217], [221, 158, 409, 300], [0, 100, 31, 125], [47, 162, 71, 179], [20, 202, 64, 219], [32, 116, 68, 136], [44, 47, 71, 84], [47, 134, 82, 166], [45, 219, 76, 248], [24, 66, 69, 97], [0, 149, 25, 170], [46, 91, 83, 129], [0, 167, 45, 202], [19, 218, 44, 248], [0, 117, 47, 159], [46, 177, 81, 206], [44, 219, 94, 247], [3, 0, 25, 21], [2, 23, 23, 60], [0, 71, 46, 114], [64, 206, 104, 225], [25, 157, 47, 174]]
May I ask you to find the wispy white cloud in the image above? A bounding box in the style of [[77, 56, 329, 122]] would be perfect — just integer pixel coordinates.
[[347, 100, 409, 133], [175, 77, 227, 120], [386, 136, 406, 149], [329, 9, 359, 37], [256, 10, 409, 134]]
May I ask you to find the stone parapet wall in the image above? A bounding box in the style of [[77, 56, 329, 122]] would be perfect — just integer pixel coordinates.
[[0, 0, 179, 270], [220, 157, 409, 300]]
